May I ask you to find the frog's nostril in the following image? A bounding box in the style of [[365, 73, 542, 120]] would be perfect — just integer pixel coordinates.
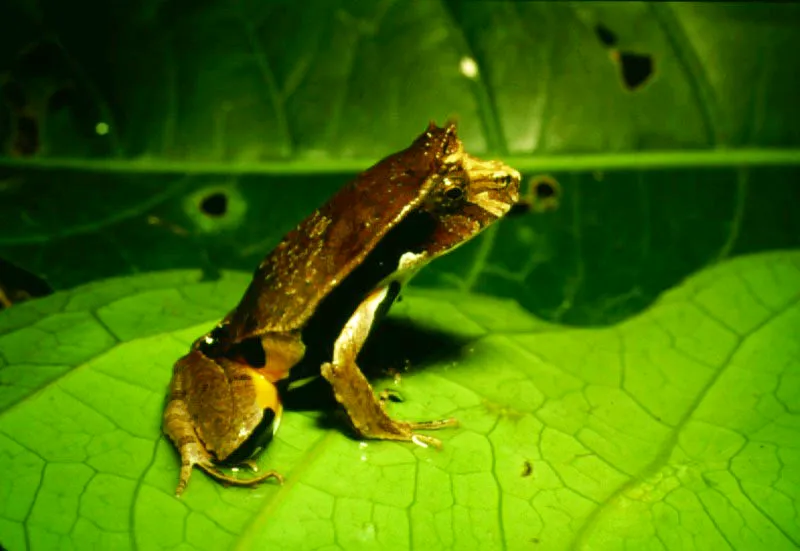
[[494, 172, 514, 187], [619, 51, 653, 91], [594, 23, 618, 47]]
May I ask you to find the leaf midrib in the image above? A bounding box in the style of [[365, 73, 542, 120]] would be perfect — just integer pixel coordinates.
[[1, 149, 798, 176]]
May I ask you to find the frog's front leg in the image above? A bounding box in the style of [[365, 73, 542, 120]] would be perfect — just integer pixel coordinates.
[[321, 286, 458, 447]]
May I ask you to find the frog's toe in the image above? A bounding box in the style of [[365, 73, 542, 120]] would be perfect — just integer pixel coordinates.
[[174, 440, 212, 497], [409, 433, 443, 449], [403, 417, 459, 431], [197, 461, 284, 488], [398, 418, 459, 450]]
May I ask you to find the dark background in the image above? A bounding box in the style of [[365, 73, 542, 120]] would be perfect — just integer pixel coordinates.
[[2, 1, 799, 325]]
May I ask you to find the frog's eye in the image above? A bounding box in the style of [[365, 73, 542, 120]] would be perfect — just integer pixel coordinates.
[[444, 187, 463, 200], [494, 173, 513, 187]]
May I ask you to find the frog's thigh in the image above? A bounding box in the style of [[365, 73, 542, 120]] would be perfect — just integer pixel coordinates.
[[164, 353, 284, 496], [321, 286, 457, 444]]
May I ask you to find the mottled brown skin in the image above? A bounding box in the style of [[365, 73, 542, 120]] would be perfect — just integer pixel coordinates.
[[164, 122, 521, 495], [163, 351, 284, 495], [224, 124, 462, 340]]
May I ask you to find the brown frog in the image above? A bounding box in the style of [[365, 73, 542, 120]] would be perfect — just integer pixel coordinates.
[[163, 122, 521, 495]]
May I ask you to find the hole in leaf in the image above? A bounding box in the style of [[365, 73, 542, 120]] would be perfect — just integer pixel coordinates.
[[185, 185, 246, 234], [594, 23, 618, 47], [619, 51, 653, 91], [200, 192, 228, 216], [535, 180, 556, 199], [514, 175, 561, 215]]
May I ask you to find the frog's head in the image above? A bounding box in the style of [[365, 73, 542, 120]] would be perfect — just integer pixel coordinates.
[[405, 123, 523, 259], [422, 123, 520, 217]]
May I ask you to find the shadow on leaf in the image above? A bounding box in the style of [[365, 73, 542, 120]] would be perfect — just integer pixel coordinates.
[[282, 317, 472, 436]]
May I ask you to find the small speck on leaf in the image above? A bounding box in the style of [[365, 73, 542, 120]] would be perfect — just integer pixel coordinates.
[[521, 460, 533, 477]]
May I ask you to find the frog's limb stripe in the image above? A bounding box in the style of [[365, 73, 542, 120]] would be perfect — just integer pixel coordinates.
[[321, 285, 458, 446]]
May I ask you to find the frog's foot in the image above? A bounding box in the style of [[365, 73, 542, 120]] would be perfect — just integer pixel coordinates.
[[381, 417, 460, 449], [322, 360, 458, 448], [172, 437, 283, 496], [164, 398, 282, 496]]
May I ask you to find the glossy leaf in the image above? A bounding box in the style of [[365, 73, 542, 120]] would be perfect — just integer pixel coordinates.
[[1, 2, 799, 324], [1, 250, 799, 550], [1, 2, 798, 158]]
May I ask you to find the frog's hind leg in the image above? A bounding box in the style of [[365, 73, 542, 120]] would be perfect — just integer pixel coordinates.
[[164, 396, 282, 496], [321, 285, 458, 447]]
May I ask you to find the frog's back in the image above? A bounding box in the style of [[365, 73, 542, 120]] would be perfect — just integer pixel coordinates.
[[224, 124, 457, 340]]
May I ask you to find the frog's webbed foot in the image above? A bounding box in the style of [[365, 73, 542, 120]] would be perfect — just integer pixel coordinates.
[[164, 397, 283, 496], [323, 360, 457, 447], [320, 285, 458, 448]]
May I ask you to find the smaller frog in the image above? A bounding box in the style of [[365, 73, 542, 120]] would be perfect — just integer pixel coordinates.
[[164, 123, 521, 495]]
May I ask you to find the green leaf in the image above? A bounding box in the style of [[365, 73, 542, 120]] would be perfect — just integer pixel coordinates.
[[1, 2, 799, 325], [1, 250, 798, 550], [2, 2, 798, 157]]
